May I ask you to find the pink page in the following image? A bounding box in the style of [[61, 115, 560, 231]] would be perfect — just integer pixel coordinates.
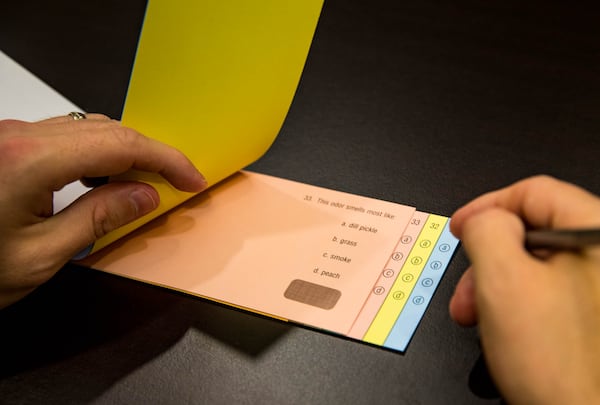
[[82, 171, 416, 334]]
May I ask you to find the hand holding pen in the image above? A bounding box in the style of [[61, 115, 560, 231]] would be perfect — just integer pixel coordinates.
[[448, 175, 600, 405]]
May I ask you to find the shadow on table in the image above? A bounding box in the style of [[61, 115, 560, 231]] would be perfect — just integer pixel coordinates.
[[469, 352, 506, 403], [0, 264, 290, 403]]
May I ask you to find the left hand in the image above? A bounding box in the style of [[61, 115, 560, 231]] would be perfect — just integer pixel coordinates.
[[0, 114, 207, 308]]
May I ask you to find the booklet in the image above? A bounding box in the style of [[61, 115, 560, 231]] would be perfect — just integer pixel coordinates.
[[82, 170, 458, 352], [0, 0, 459, 352]]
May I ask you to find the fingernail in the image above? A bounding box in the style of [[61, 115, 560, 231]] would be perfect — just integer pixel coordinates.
[[129, 188, 158, 217], [192, 172, 208, 192], [196, 173, 208, 191]]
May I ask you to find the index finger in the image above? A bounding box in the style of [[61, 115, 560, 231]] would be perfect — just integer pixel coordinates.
[[450, 176, 600, 239], [32, 120, 207, 192]]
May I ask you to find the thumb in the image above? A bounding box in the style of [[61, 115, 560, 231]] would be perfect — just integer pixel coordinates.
[[449, 266, 478, 326], [44, 182, 159, 258]]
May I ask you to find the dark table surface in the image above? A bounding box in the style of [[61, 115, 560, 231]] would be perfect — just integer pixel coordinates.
[[1, 1, 599, 404]]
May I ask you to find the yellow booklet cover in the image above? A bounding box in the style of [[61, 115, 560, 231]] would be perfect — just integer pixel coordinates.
[[92, 0, 324, 252]]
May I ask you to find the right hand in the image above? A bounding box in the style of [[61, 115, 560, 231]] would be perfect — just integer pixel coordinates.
[[449, 176, 600, 405]]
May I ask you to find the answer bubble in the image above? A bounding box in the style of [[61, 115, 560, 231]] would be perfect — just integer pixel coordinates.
[[392, 252, 403, 261], [410, 256, 423, 265], [412, 296, 425, 305], [430, 261, 442, 270], [373, 286, 386, 295], [393, 291, 405, 300], [421, 278, 433, 287]]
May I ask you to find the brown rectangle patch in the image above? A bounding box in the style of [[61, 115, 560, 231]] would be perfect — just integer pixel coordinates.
[[284, 279, 341, 310]]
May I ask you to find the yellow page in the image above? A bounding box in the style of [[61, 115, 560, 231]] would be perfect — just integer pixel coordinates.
[[83, 171, 417, 334], [92, 0, 324, 252]]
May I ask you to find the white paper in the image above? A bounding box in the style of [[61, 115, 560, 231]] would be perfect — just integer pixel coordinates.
[[0, 50, 89, 212]]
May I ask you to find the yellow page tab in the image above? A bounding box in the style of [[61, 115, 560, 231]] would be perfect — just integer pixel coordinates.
[[83, 171, 416, 334], [362, 214, 448, 345], [93, 0, 324, 252]]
